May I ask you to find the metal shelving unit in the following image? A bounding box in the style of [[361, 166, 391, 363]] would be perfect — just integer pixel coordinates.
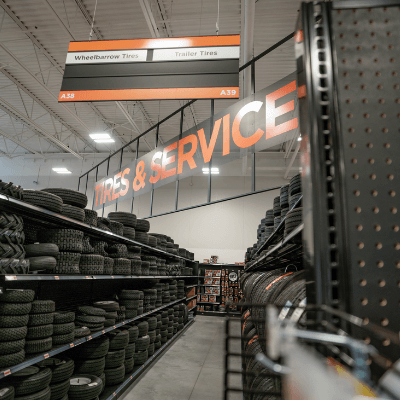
[[186, 295, 197, 301], [0, 275, 197, 282], [0, 194, 193, 262], [0, 297, 188, 380], [100, 319, 195, 400]]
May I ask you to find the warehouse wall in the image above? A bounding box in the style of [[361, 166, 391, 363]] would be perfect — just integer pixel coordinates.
[[0, 157, 289, 263]]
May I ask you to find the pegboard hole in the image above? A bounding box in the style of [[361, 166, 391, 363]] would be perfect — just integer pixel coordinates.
[[364, 337, 371, 344], [371, 32, 376, 37], [378, 84, 383, 90], [389, 190, 395, 197], [391, 58, 395, 63], [378, 279, 385, 287], [354, 190, 360, 196], [359, 72, 364, 77], [386, 158, 392, 164], [388, 174, 394, 180], [367, 142, 373, 148], [371, 190, 378, 197], [362, 318, 369, 325], [350, 143, 356, 148], [375, 71, 381, 76], [347, 113, 353, 118], [351, 158, 357, 164], [345, 85, 350, 90], [381, 318, 389, 326], [380, 299, 387, 306], [382, 128, 389, 133], [391, 207, 397, 214], [370, 174, 376, 180], [356, 224, 363, 231], [395, 243, 400, 250], [349, 128, 355, 133], [361, 298, 368, 305], [346, 99, 351, 104], [358, 260, 365, 267], [372, 45, 377, 50], [393, 225, 399, 232], [387, 31, 392, 37], [365, 128, 371, 133], [353, 174, 359, 180], [379, 99, 385, 104], [395, 85, 400, 89], [360, 279, 367, 286], [358, 242, 364, 249], [374, 58, 379, 63], [369, 159, 374, 164], [383, 339, 391, 347], [374, 225, 381, 232], [362, 98, 368, 103], [377, 260, 384, 268], [364, 113, 370, 118], [381, 113, 387, 118], [361, 84, 366, 90], [376, 242, 382, 249], [357, 45, 362, 51], [395, 261, 400, 268], [355, 207, 361, 213], [384, 143, 390, 148]]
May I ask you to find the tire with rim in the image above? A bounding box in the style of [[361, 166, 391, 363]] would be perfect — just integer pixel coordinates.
[[68, 375, 102, 400], [8, 366, 52, 396]]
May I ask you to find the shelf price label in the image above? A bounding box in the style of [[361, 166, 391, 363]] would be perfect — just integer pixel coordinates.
[[69, 343, 75, 348], [54, 276, 60, 280], [44, 354, 49, 359], [3, 370, 11, 376]]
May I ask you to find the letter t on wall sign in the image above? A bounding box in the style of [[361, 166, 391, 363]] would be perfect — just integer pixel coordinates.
[[265, 80, 298, 139]]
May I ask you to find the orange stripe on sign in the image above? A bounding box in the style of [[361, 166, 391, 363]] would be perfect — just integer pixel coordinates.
[[58, 87, 240, 102], [266, 272, 293, 290], [68, 35, 240, 52]]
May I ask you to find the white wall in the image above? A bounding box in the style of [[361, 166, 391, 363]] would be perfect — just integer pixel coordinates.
[[0, 156, 292, 263]]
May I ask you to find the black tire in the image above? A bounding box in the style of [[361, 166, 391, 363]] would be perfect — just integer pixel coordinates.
[[0, 289, 35, 304], [91, 241, 108, 257], [127, 326, 139, 343], [68, 374, 102, 400], [53, 312, 75, 324], [31, 301, 55, 314], [14, 386, 51, 400], [0, 314, 29, 328], [84, 210, 97, 227], [61, 204, 85, 222], [119, 290, 141, 300], [137, 321, 148, 337], [74, 357, 105, 376], [122, 226, 135, 240], [0, 387, 14, 400], [92, 301, 119, 312], [24, 244, 59, 258], [28, 313, 54, 327], [74, 327, 90, 338], [125, 343, 135, 359], [79, 255, 104, 268], [37, 357, 74, 383], [0, 179, 23, 200], [54, 252, 81, 275], [107, 244, 127, 259], [73, 336, 109, 360], [41, 189, 88, 209], [38, 230, 83, 253], [0, 326, 27, 342], [135, 219, 150, 232], [25, 337, 52, 354], [26, 324, 53, 340], [23, 190, 63, 213], [119, 300, 139, 309], [108, 221, 124, 236], [105, 349, 125, 369], [124, 357, 134, 374], [76, 315, 105, 324], [10, 367, 52, 396], [28, 257, 57, 272], [78, 306, 106, 317], [108, 330, 129, 351], [133, 350, 148, 365], [107, 212, 137, 228], [0, 302, 31, 316], [0, 349, 24, 368], [0, 339, 25, 355], [135, 232, 148, 244], [125, 310, 137, 319], [80, 265, 104, 275], [135, 335, 150, 351], [53, 332, 74, 345], [104, 365, 125, 386], [49, 378, 70, 400]]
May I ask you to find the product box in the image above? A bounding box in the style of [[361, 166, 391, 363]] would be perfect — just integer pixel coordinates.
[[204, 277, 213, 285], [197, 294, 200, 302], [187, 287, 196, 297], [212, 278, 220, 285], [209, 295, 217, 303], [205, 286, 220, 295], [201, 295, 209, 302], [212, 270, 221, 277], [205, 270, 213, 277], [222, 270, 225, 276], [203, 259, 210, 264]]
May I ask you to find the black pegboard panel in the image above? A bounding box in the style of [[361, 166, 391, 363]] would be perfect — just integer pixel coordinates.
[[331, 3, 400, 362]]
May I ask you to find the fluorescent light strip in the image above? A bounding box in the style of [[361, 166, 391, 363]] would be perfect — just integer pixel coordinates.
[[90, 133, 111, 139], [52, 168, 72, 174]]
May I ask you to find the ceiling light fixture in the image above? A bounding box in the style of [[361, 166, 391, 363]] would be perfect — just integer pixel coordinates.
[[202, 167, 219, 174], [297, 137, 302, 141], [52, 167, 72, 174], [90, 133, 115, 143], [94, 138, 115, 143]]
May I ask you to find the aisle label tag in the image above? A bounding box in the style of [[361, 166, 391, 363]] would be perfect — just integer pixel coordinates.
[[85, 276, 90, 279], [102, 330, 106, 334], [44, 354, 49, 359], [5, 276, 17, 280], [54, 276, 59, 280], [278, 301, 293, 321], [70, 343, 74, 348], [3, 370, 11, 376], [112, 276, 114, 279], [88, 336, 92, 340]]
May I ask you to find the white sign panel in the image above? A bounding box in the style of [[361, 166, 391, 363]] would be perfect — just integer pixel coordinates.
[[153, 46, 240, 62], [66, 50, 148, 65]]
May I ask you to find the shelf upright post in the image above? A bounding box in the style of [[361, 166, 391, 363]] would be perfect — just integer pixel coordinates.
[[207, 99, 214, 203]]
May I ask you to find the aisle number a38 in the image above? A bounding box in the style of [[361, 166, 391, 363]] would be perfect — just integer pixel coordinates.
[[60, 93, 75, 99], [220, 90, 236, 96]]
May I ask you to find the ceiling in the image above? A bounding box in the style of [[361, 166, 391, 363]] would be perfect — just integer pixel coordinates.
[[0, 0, 300, 178]]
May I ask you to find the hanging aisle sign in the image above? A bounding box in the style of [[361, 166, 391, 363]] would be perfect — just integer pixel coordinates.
[[59, 35, 240, 101], [91, 72, 299, 211]]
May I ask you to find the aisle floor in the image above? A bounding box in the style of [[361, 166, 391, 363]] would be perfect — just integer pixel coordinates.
[[122, 315, 242, 400]]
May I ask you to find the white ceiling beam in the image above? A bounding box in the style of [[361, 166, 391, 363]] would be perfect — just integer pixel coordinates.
[[0, 128, 45, 158], [139, 0, 160, 38]]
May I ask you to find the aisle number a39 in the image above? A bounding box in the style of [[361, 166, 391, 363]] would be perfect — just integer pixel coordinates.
[[220, 90, 236, 95], [60, 93, 75, 99]]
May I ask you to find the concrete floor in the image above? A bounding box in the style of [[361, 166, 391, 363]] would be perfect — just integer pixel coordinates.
[[122, 315, 242, 400]]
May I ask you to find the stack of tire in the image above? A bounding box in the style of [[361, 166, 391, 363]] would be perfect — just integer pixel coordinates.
[[142, 256, 157, 276], [177, 280, 185, 300], [75, 306, 106, 334], [145, 316, 157, 356], [157, 258, 166, 276], [280, 184, 289, 218], [52, 311, 75, 346], [125, 325, 138, 374], [134, 219, 150, 246], [148, 235, 158, 249], [154, 283, 163, 307], [141, 259, 150, 276], [84, 209, 97, 227], [103, 329, 129, 386], [79, 253, 104, 275], [23, 189, 63, 214], [0, 364, 52, 400], [26, 300, 55, 356], [162, 283, 170, 305], [93, 300, 120, 325], [137, 293, 144, 316], [172, 305, 179, 334], [165, 242, 174, 254], [37, 356, 74, 400], [166, 309, 174, 340], [25, 243, 59, 274], [71, 335, 108, 392], [68, 373, 103, 400], [150, 233, 167, 251], [0, 289, 34, 369], [41, 189, 88, 215], [134, 321, 150, 365], [168, 280, 177, 301], [126, 245, 141, 260], [160, 310, 168, 345], [285, 174, 302, 242], [0, 210, 29, 275], [38, 228, 83, 275], [154, 314, 162, 350], [131, 256, 142, 276], [177, 303, 187, 329], [143, 289, 156, 312], [96, 217, 112, 232], [119, 290, 142, 320]]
